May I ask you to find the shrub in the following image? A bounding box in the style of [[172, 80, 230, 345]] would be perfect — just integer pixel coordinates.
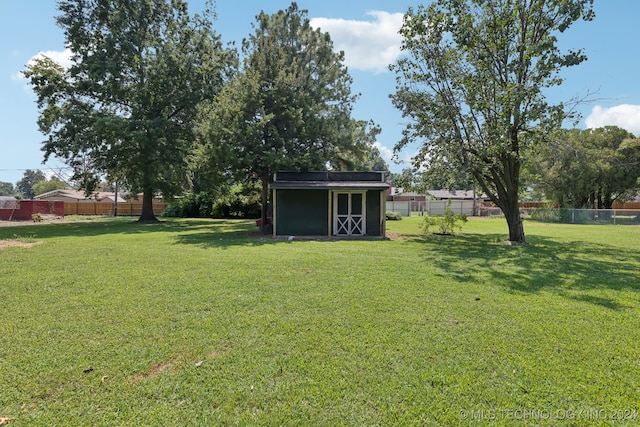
[[164, 184, 261, 219], [162, 194, 205, 217], [31, 213, 43, 222], [162, 204, 182, 217], [421, 203, 467, 235], [385, 212, 403, 220], [529, 208, 558, 222]]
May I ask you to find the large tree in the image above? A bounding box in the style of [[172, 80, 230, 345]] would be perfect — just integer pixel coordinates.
[[32, 178, 68, 196], [24, 0, 235, 221], [528, 126, 640, 208], [0, 182, 16, 197], [15, 169, 46, 199], [200, 3, 374, 232], [391, 0, 594, 242]]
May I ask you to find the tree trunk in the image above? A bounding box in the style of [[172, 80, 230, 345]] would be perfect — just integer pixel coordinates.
[[138, 188, 158, 222], [138, 171, 158, 222], [474, 170, 526, 243], [113, 181, 118, 217], [498, 172, 526, 243], [596, 188, 603, 210], [503, 202, 525, 243], [259, 173, 270, 235]]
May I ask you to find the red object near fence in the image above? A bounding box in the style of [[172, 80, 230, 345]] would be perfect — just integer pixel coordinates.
[[255, 217, 272, 227], [0, 200, 64, 221]]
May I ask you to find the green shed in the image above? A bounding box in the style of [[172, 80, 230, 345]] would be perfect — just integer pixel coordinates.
[[271, 171, 390, 238]]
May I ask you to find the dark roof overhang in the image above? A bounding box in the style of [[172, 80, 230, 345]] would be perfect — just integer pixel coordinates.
[[271, 181, 389, 191]]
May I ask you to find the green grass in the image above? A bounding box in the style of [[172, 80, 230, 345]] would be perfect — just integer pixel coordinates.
[[1, 217, 639, 426]]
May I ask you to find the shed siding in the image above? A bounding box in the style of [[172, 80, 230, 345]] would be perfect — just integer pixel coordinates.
[[275, 189, 329, 235]]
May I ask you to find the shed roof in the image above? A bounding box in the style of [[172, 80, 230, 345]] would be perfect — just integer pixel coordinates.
[[272, 181, 389, 190], [272, 171, 389, 191]]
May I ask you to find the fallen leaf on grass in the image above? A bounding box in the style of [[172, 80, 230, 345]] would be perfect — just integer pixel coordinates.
[[0, 417, 13, 425], [21, 403, 36, 412]]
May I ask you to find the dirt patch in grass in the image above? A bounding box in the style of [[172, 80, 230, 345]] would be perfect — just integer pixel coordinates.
[[0, 240, 44, 250], [0, 217, 65, 227], [130, 351, 221, 385], [386, 233, 405, 241], [131, 356, 182, 385]]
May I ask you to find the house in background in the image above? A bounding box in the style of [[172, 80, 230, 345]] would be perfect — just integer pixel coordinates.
[[271, 171, 390, 238], [426, 189, 484, 200], [387, 190, 426, 213], [34, 189, 127, 203], [387, 188, 490, 216]]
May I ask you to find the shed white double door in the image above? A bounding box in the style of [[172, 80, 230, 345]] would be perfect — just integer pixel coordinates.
[[333, 192, 365, 236]]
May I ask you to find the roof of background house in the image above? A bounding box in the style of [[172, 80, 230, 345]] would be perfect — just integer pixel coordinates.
[[393, 191, 423, 196], [426, 190, 487, 200], [35, 189, 127, 202]]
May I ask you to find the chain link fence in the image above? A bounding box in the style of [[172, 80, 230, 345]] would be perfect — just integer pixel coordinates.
[[387, 200, 478, 217], [480, 207, 640, 225]]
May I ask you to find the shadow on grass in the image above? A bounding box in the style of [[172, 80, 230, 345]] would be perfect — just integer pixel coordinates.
[[172, 227, 280, 248], [0, 217, 260, 241], [407, 232, 639, 309], [564, 293, 631, 311]]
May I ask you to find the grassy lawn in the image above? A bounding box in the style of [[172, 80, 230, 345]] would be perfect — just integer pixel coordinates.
[[0, 216, 638, 426]]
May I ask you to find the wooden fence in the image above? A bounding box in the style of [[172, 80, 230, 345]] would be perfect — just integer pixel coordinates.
[[612, 201, 640, 209], [64, 201, 168, 216]]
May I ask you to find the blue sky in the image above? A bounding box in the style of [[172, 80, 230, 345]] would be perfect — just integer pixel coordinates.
[[1, 0, 639, 186]]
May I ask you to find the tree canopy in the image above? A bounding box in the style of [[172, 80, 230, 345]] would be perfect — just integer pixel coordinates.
[[200, 3, 375, 231], [23, 0, 235, 221], [32, 178, 68, 196], [0, 182, 16, 197], [391, 0, 594, 242], [527, 126, 640, 208], [15, 169, 46, 199]]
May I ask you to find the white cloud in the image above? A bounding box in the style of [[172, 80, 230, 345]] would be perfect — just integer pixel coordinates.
[[585, 104, 640, 137], [373, 141, 394, 164], [38, 48, 74, 69], [311, 11, 404, 74], [11, 48, 74, 81]]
